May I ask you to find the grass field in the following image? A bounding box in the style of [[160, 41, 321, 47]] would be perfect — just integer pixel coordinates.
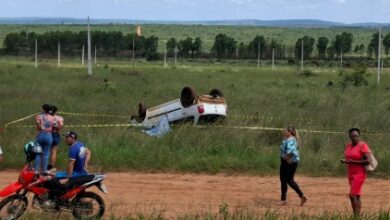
[[0, 24, 382, 52], [14, 209, 390, 220], [0, 57, 390, 178]]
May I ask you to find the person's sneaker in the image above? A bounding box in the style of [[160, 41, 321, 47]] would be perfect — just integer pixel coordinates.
[[300, 195, 308, 206]]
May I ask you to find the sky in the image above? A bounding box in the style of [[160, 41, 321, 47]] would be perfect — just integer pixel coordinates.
[[0, 0, 389, 23]]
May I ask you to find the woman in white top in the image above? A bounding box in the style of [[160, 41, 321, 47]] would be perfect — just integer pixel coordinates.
[[49, 105, 64, 168]]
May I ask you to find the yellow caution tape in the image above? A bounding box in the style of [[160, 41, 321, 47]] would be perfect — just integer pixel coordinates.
[[58, 111, 129, 119], [3, 112, 384, 136], [195, 125, 384, 136], [7, 124, 142, 128], [4, 112, 39, 128], [6, 123, 384, 136]]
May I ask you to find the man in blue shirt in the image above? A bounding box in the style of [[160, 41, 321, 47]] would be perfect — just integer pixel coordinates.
[[57, 131, 91, 182]]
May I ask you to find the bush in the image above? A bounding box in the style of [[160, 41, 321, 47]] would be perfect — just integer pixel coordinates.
[[146, 52, 160, 61], [339, 64, 369, 90], [300, 69, 316, 77]]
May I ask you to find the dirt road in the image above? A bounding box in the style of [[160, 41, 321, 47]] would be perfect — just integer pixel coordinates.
[[1, 172, 389, 218]]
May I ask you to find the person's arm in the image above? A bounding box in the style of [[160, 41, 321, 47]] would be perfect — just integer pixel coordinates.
[[60, 146, 77, 183], [57, 117, 64, 131], [35, 115, 42, 131], [59, 159, 75, 184], [66, 160, 76, 177], [85, 147, 91, 172], [343, 153, 371, 165], [283, 139, 296, 163], [0, 146, 3, 162]]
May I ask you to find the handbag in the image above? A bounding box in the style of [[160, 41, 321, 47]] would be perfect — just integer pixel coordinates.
[[361, 143, 378, 172]]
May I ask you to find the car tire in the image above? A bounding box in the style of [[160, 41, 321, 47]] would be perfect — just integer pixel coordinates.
[[209, 89, 224, 98], [180, 86, 196, 108], [138, 102, 146, 120]]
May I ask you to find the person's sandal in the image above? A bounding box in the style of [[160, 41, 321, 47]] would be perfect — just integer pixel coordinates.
[[277, 200, 288, 206], [300, 195, 308, 206]]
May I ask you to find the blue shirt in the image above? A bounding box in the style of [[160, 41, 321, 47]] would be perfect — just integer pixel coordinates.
[[68, 141, 87, 174], [280, 137, 300, 163]]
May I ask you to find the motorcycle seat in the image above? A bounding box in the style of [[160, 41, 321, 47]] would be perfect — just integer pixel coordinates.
[[66, 175, 96, 189]]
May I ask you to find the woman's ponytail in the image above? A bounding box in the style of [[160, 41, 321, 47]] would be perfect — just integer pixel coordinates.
[[287, 125, 299, 146]]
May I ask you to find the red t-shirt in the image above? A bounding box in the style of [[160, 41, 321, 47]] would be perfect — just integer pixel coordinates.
[[345, 141, 371, 174]]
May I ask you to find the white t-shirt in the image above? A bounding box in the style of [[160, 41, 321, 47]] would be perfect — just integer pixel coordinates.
[[0, 146, 3, 155]]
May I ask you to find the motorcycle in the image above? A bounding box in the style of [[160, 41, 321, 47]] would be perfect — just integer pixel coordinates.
[[0, 165, 108, 220]]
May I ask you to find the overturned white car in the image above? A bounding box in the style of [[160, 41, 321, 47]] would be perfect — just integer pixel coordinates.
[[132, 87, 227, 128]]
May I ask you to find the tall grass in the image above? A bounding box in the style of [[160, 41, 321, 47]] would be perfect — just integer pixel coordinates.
[[0, 59, 389, 177]]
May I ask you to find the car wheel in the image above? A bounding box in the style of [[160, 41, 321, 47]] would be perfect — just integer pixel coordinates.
[[209, 89, 224, 98], [180, 86, 196, 108]]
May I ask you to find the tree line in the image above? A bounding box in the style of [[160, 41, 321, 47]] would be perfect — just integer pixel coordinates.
[[2, 30, 390, 60]]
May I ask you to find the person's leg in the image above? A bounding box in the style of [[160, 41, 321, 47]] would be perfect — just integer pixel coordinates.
[[50, 133, 60, 167], [41, 133, 52, 172], [34, 133, 44, 171], [286, 163, 304, 197], [287, 164, 304, 197], [50, 146, 57, 167], [349, 195, 360, 217], [356, 195, 362, 216], [280, 159, 288, 202], [286, 162, 307, 205], [349, 173, 365, 216]]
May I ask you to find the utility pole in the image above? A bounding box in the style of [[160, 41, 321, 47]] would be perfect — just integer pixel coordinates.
[[377, 24, 382, 86], [58, 42, 61, 68], [164, 41, 167, 68], [87, 16, 92, 76], [174, 46, 177, 66], [301, 39, 304, 72], [257, 42, 260, 69], [94, 45, 97, 65], [272, 48, 275, 71], [132, 32, 135, 69], [82, 44, 85, 67], [34, 39, 38, 68]]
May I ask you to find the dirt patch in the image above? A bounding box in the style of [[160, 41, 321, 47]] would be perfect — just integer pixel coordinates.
[[0, 172, 389, 218]]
